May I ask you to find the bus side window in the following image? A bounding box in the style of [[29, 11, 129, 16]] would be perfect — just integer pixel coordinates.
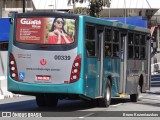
[[113, 44, 119, 57], [134, 34, 140, 59], [105, 28, 112, 57], [135, 46, 139, 58], [140, 35, 146, 59], [128, 46, 134, 58], [140, 47, 145, 59], [135, 34, 139, 45], [86, 41, 95, 56], [105, 43, 111, 56], [85, 25, 96, 57], [112, 30, 119, 57], [140, 35, 145, 45], [128, 33, 134, 59], [128, 33, 134, 44]]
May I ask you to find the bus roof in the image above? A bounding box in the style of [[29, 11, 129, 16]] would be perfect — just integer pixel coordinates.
[[83, 15, 150, 34], [14, 12, 150, 34], [102, 16, 147, 28]]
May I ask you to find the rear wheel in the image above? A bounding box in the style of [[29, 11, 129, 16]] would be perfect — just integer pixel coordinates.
[[45, 94, 58, 107], [98, 80, 111, 107], [130, 85, 141, 102], [36, 94, 46, 107], [36, 94, 58, 107]]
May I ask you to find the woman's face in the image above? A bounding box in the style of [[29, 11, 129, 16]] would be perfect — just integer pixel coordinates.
[[54, 18, 64, 29]]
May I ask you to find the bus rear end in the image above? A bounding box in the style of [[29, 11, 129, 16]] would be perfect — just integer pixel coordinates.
[[8, 12, 83, 107]]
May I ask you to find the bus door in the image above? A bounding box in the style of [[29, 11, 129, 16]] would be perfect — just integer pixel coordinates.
[[96, 26, 104, 97], [119, 32, 127, 94]]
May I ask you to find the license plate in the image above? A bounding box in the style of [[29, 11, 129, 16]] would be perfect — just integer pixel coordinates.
[[36, 75, 50, 81]]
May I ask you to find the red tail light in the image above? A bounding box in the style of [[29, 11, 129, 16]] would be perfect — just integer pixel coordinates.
[[69, 55, 81, 83], [9, 53, 19, 81]]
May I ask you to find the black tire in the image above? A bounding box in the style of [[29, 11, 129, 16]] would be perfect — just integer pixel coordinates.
[[45, 94, 58, 107], [36, 94, 58, 107], [36, 94, 46, 107], [98, 80, 111, 107], [130, 85, 141, 102]]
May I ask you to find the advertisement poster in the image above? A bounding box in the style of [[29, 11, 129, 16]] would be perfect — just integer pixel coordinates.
[[16, 17, 75, 44]]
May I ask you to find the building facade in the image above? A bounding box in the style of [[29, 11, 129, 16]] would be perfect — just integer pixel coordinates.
[[0, 0, 160, 73], [0, 0, 33, 17]]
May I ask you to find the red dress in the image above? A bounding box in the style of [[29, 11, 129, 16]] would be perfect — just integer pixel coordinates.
[[48, 35, 73, 44]]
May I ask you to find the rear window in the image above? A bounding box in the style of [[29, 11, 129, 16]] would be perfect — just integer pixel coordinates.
[[16, 17, 75, 44]]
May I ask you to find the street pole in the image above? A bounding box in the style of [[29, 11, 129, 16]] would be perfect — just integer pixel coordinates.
[[55, 0, 56, 11], [73, 0, 75, 14], [124, 0, 126, 24], [23, 0, 25, 13]]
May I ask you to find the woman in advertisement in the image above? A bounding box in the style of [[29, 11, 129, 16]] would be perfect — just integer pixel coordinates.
[[48, 18, 73, 44]]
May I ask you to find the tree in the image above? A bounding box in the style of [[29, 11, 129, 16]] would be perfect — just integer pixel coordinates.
[[68, 0, 111, 17]]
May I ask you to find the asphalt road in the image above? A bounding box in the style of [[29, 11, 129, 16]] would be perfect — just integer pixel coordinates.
[[0, 87, 160, 119], [0, 75, 160, 119]]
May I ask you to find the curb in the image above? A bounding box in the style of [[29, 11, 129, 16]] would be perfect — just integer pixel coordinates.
[[0, 94, 23, 100], [0, 95, 4, 99]]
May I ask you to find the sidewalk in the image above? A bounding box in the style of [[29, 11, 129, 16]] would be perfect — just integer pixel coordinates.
[[0, 79, 21, 99]]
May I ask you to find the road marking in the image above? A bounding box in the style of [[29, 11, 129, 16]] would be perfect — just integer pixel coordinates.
[[78, 113, 94, 119], [111, 103, 123, 107]]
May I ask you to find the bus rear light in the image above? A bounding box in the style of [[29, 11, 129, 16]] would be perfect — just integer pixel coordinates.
[[72, 75, 77, 80], [74, 62, 79, 67], [73, 69, 78, 73], [11, 67, 15, 71], [9, 53, 19, 81], [70, 55, 81, 83], [10, 61, 15, 65], [12, 73, 16, 77]]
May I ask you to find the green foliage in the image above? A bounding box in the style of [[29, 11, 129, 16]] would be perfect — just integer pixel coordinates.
[[68, 0, 111, 17], [89, 1, 103, 17], [64, 20, 75, 38], [69, 7, 90, 15], [68, 0, 87, 4]]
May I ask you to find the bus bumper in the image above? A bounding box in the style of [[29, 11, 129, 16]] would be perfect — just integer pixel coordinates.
[[8, 76, 84, 95]]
